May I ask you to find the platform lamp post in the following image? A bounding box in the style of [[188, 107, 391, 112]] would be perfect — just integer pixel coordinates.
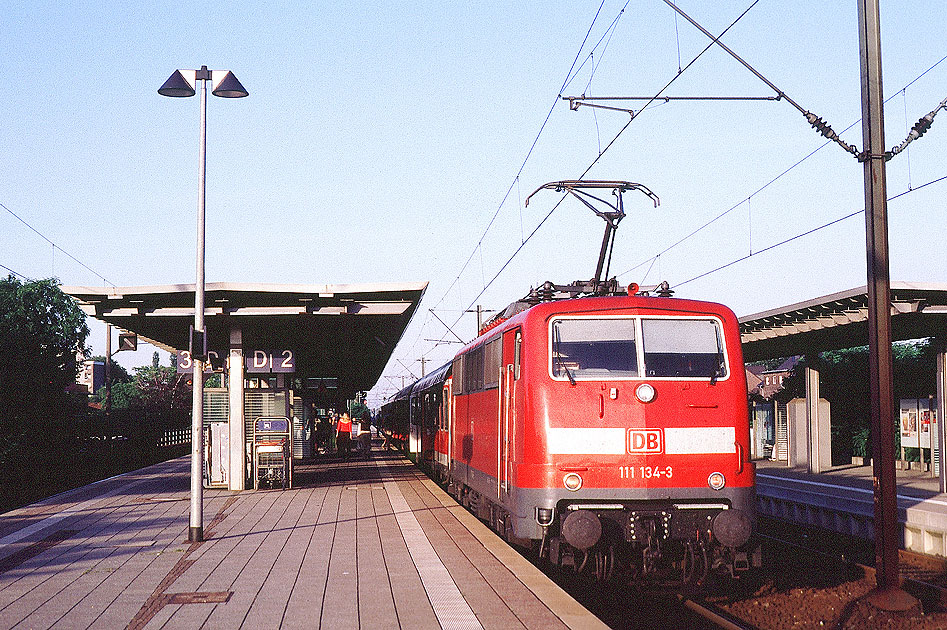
[[159, 66, 247, 543]]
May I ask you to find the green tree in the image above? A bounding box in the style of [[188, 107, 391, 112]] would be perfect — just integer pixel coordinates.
[[88, 355, 134, 408], [93, 381, 139, 409], [132, 364, 189, 411], [0, 276, 89, 437], [778, 340, 937, 462]]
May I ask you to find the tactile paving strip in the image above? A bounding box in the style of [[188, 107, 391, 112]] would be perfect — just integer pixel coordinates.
[[382, 468, 484, 630]]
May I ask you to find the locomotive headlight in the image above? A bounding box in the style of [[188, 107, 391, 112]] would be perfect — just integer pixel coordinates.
[[635, 383, 656, 403], [708, 471, 726, 490], [563, 472, 583, 491]]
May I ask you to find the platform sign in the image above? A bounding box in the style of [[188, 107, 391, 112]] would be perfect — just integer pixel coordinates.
[[177, 350, 222, 374], [246, 350, 295, 373], [177, 349, 295, 374]]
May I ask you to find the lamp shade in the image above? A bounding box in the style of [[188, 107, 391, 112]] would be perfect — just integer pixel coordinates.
[[157, 70, 196, 97], [212, 71, 248, 98]]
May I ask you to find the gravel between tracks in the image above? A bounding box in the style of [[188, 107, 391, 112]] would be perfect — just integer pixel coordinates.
[[704, 553, 947, 629]]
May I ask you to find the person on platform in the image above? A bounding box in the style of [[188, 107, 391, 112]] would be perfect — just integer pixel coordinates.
[[358, 414, 372, 459], [306, 406, 317, 458], [316, 417, 332, 455], [336, 412, 353, 459]]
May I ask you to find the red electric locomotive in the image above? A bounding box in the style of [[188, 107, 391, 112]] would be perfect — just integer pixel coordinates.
[[384, 280, 758, 584], [382, 181, 759, 583]]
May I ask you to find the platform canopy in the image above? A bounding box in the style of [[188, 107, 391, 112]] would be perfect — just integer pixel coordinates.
[[739, 282, 947, 362], [64, 282, 427, 398]]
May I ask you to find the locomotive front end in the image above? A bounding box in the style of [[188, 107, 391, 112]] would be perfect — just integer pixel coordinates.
[[530, 298, 759, 584]]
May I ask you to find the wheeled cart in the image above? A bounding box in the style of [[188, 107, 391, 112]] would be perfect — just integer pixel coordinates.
[[252, 417, 293, 490]]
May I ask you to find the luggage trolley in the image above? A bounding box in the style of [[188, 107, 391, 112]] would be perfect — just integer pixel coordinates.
[[253, 417, 293, 490]]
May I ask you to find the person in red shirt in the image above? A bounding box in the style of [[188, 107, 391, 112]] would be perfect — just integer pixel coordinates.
[[336, 412, 353, 460]]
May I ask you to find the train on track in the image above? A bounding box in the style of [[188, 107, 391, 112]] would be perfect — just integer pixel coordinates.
[[380, 279, 760, 585]]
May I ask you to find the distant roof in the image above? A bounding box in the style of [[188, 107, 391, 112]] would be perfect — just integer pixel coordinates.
[[739, 282, 947, 362], [64, 281, 428, 398], [745, 368, 763, 390]]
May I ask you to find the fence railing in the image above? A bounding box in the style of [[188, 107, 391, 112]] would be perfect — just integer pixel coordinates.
[[158, 427, 191, 448]]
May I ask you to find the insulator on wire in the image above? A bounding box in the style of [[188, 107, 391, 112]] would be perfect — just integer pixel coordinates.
[[911, 113, 935, 139], [805, 112, 839, 141], [804, 111, 859, 156]]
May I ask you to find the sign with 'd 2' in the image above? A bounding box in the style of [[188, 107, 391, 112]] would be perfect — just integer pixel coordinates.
[[246, 350, 295, 373]]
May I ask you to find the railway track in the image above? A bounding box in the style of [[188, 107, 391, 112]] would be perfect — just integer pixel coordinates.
[[866, 549, 947, 613], [681, 596, 758, 630], [540, 560, 760, 629], [724, 517, 947, 628]]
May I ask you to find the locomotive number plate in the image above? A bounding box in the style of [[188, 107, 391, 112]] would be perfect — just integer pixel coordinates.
[[619, 465, 674, 479], [626, 429, 662, 453]]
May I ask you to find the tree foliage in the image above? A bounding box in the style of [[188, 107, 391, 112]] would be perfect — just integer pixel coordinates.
[[93, 362, 190, 412], [132, 363, 190, 411], [778, 340, 938, 461], [0, 276, 89, 436]]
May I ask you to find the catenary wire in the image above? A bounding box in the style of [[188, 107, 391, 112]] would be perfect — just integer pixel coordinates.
[[618, 52, 947, 280], [443, 1, 759, 334], [671, 173, 947, 290], [378, 8, 944, 392], [385, 0, 623, 392], [388, 3, 645, 386], [1, 263, 29, 281], [382, 1, 761, 388], [361, 1, 768, 395], [430, 0, 610, 313], [1, 201, 115, 287]]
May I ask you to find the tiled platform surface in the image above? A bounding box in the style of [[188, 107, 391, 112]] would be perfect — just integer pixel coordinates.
[[0, 451, 606, 629]]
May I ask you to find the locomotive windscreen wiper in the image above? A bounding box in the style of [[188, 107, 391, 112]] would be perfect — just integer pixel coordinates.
[[553, 325, 576, 386], [709, 344, 725, 386]]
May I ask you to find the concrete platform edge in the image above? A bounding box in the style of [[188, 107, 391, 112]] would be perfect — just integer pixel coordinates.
[[419, 478, 610, 630]]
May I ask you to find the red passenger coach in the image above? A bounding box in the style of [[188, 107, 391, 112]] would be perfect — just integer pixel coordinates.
[[384, 283, 759, 584]]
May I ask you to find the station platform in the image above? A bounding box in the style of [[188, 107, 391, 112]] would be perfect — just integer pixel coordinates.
[[755, 459, 947, 557], [0, 451, 606, 630]]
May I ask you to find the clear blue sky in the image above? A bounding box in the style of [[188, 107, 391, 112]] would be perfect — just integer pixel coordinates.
[[2, 2, 945, 407]]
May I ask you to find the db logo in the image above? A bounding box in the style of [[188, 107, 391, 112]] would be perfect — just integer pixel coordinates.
[[627, 429, 663, 453]]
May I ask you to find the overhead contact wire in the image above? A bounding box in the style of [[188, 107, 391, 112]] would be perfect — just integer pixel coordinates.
[[1, 201, 115, 287], [387, 1, 616, 386], [431, 0, 608, 314], [447, 4, 761, 334], [457, 0, 758, 317], [672, 173, 947, 290], [619, 51, 946, 280]]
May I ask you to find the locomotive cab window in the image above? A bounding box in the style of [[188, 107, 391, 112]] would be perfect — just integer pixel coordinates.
[[550, 316, 727, 381], [551, 318, 638, 379], [641, 318, 727, 379]]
